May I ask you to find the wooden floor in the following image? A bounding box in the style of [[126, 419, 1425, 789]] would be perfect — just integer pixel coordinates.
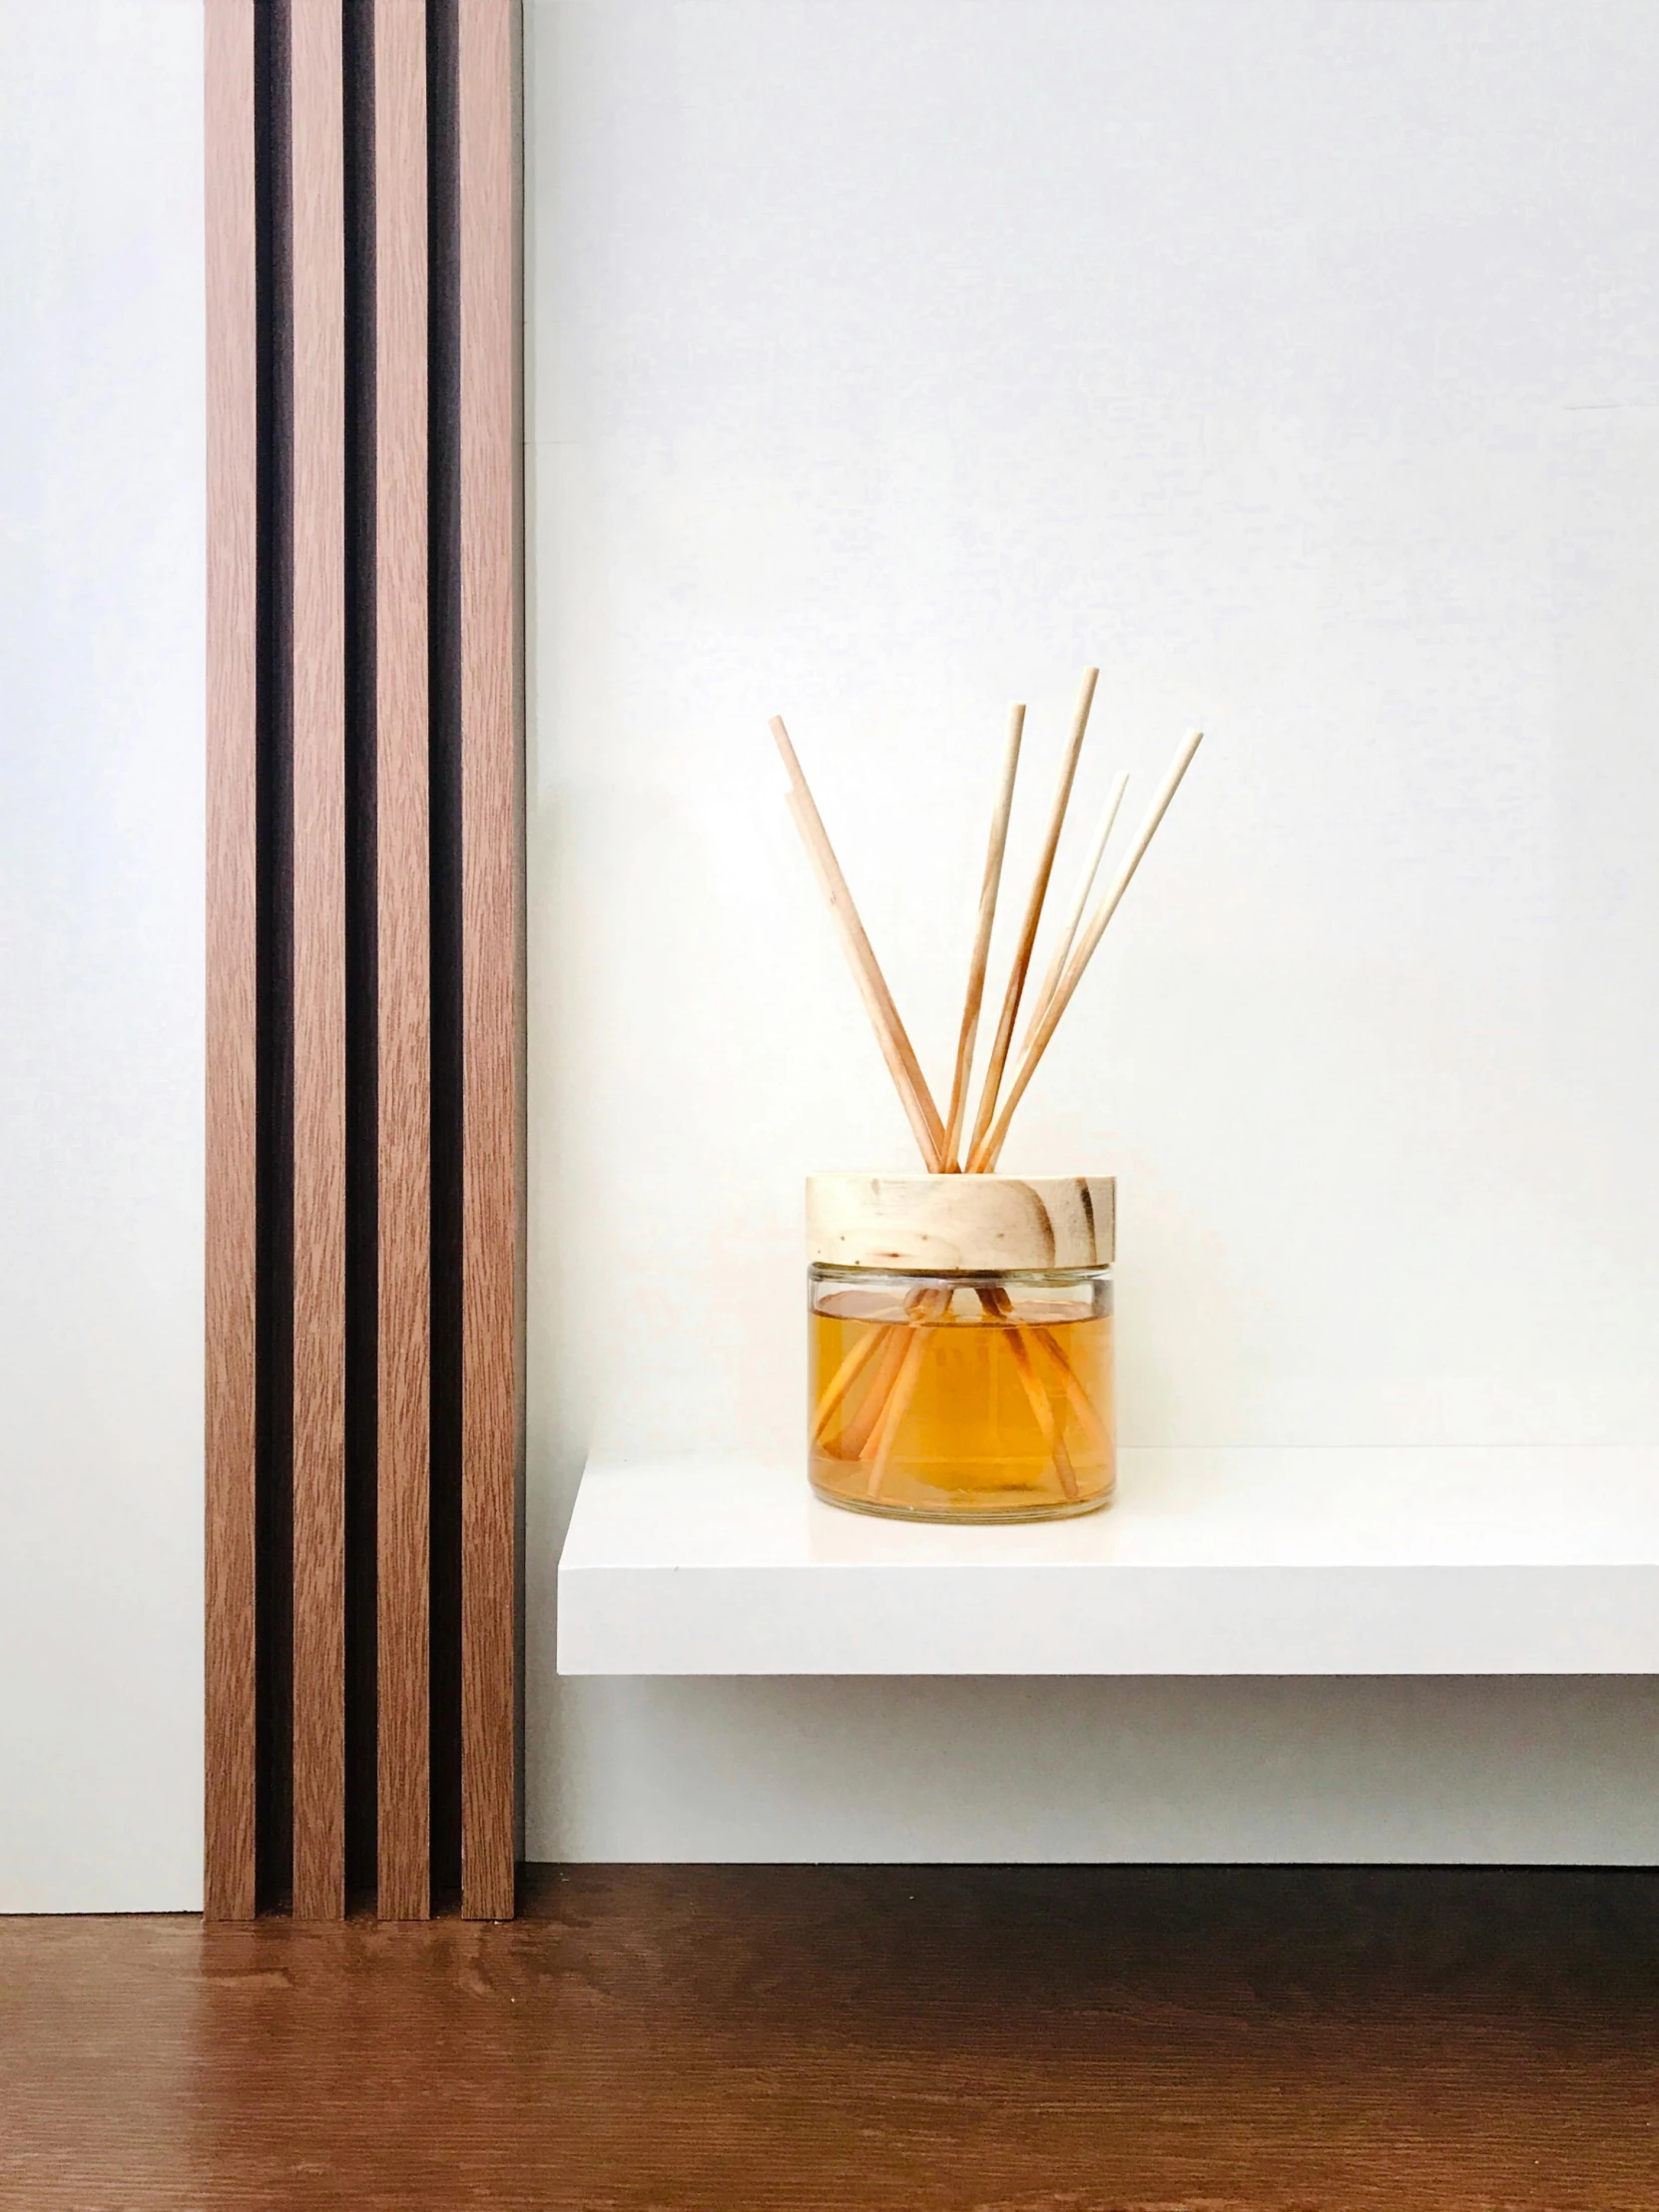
[[4, 1866, 1658, 2209]]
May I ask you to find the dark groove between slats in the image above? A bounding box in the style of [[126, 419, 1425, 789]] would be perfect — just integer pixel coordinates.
[[254, 0, 296, 1919]]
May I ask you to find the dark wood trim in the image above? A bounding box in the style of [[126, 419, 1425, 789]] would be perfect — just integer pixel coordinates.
[[374, 0, 433, 1924], [457, 0, 520, 1922], [288, 0, 348, 1923], [204, 0, 261, 1927]]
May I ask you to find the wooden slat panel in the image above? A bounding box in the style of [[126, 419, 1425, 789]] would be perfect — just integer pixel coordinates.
[[204, 0, 260, 1927], [289, 0, 347, 1923], [375, 0, 432, 1924], [457, 0, 520, 1922]]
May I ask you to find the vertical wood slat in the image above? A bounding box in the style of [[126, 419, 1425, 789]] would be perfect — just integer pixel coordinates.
[[458, 0, 520, 1922], [205, 0, 260, 1927], [375, 0, 432, 1924], [289, 0, 348, 1923]]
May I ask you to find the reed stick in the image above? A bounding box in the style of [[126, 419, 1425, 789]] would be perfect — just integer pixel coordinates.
[[1030, 1323, 1110, 1459], [963, 668, 1099, 1168], [863, 1327, 929, 1496], [970, 729, 1204, 1172], [811, 1323, 888, 1444], [976, 1285, 1096, 1491], [1000, 1320, 1080, 1501], [941, 705, 1025, 1173], [835, 1320, 915, 1460], [1021, 769, 1130, 1050], [773, 718, 948, 1171]]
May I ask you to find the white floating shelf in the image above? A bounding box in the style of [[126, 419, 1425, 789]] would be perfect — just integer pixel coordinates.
[[557, 1448, 1659, 1677]]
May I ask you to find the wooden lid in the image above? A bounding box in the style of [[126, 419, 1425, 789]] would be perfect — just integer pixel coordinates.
[[807, 1174, 1115, 1272]]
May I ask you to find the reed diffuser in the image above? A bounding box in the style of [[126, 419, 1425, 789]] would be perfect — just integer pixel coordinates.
[[774, 670, 1202, 1522]]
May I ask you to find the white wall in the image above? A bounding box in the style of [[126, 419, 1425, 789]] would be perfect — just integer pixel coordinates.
[[525, 0, 1659, 1863], [0, 0, 205, 1910]]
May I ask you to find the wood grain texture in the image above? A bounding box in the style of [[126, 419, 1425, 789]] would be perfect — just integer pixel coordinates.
[[374, 0, 432, 1925], [288, 0, 347, 1924], [457, 0, 521, 1923], [204, 0, 260, 1927], [6, 1867, 1659, 2206], [807, 1172, 1116, 1271]]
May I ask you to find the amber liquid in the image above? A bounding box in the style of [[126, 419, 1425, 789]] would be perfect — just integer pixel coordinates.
[[810, 1280, 1114, 1521]]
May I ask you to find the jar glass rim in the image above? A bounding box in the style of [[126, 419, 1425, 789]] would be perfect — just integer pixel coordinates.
[[810, 1262, 1109, 1287]]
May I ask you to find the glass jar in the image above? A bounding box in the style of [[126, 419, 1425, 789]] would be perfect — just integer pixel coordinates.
[[806, 1175, 1115, 1523]]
